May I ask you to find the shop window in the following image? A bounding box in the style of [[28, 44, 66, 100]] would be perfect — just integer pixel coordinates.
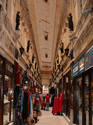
[[65, 48, 69, 56], [29, 63, 32, 69], [67, 13, 74, 31], [45, 53, 48, 58], [45, 34, 48, 41], [19, 46, 24, 56], [3, 75, 13, 125], [70, 49, 74, 60], [27, 40, 31, 53], [60, 42, 64, 53], [32, 55, 35, 63], [15, 48, 19, 60], [15, 11, 20, 30]]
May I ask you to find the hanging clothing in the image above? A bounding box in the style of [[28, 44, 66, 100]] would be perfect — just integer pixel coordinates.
[[46, 95, 50, 103], [22, 91, 29, 120], [52, 97, 60, 114], [16, 88, 24, 118], [29, 95, 33, 119], [59, 93, 63, 113], [45, 95, 50, 111], [14, 86, 20, 108]]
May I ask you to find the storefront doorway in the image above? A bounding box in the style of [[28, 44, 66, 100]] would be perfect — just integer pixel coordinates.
[[0, 55, 14, 125]]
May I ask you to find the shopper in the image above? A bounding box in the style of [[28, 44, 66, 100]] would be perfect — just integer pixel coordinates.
[[41, 96, 46, 110], [45, 94, 50, 111]]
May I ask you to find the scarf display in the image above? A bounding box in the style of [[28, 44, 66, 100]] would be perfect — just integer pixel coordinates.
[[14, 86, 33, 121]]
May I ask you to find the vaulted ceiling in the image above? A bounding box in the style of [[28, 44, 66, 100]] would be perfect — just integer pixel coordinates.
[[23, 0, 65, 85]]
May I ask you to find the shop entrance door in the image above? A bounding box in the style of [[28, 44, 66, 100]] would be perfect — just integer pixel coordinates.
[[3, 75, 14, 125], [78, 77, 82, 125]]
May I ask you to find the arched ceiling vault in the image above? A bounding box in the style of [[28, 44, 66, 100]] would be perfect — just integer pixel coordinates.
[[23, 0, 65, 85]]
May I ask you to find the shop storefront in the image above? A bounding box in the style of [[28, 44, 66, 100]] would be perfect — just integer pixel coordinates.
[[63, 70, 72, 118], [0, 55, 14, 125], [72, 45, 93, 125], [3, 60, 14, 125], [0, 56, 4, 125], [84, 46, 93, 125]]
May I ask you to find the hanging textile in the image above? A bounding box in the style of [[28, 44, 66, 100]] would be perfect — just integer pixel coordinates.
[[22, 90, 29, 120], [29, 95, 33, 119], [14, 86, 20, 108], [52, 97, 60, 114], [16, 88, 24, 118], [59, 93, 63, 113]]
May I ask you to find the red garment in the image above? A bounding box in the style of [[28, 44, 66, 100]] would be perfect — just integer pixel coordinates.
[[35, 98, 39, 105], [52, 97, 60, 114], [59, 93, 63, 113], [41, 101, 46, 108], [46, 96, 50, 103]]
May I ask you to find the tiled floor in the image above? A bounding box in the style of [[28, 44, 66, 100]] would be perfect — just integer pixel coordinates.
[[36, 108, 69, 125]]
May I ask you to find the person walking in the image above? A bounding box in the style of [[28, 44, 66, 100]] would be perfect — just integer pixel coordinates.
[[45, 94, 50, 111]]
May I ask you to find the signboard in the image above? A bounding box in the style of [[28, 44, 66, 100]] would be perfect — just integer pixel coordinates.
[[42, 85, 49, 94], [85, 46, 93, 71], [72, 62, 79, 77], [78, 57, 84, 74]]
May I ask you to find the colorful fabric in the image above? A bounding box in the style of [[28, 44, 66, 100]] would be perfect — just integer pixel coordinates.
[[30, 95, 33, 119], [59, 93, 63, 113], [52, 97, 60, 114], [46, 96, 50, 103]]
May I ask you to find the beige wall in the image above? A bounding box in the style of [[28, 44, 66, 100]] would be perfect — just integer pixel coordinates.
[[0, 0, 40, 80], [53, 0, 93, 80]]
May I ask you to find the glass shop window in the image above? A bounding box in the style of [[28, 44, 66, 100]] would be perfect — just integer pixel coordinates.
[[3, 75, 14, 125]]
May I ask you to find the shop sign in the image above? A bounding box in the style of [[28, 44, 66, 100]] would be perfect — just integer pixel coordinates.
[[78, 57, 84, 74], [85, 46, 93, 71], [72, 62, 79, 77], [42, 85, 49, 94]]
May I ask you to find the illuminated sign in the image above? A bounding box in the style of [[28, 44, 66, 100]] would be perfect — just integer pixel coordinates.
[[72, 62, 79, 77]]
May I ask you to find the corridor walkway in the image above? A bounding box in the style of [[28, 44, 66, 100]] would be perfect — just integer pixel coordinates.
[[36, 108, 69, 125]]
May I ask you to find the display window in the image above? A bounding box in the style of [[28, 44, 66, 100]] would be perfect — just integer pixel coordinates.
[[3, 61, 14, 125], [3, 75, 14, 125]]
